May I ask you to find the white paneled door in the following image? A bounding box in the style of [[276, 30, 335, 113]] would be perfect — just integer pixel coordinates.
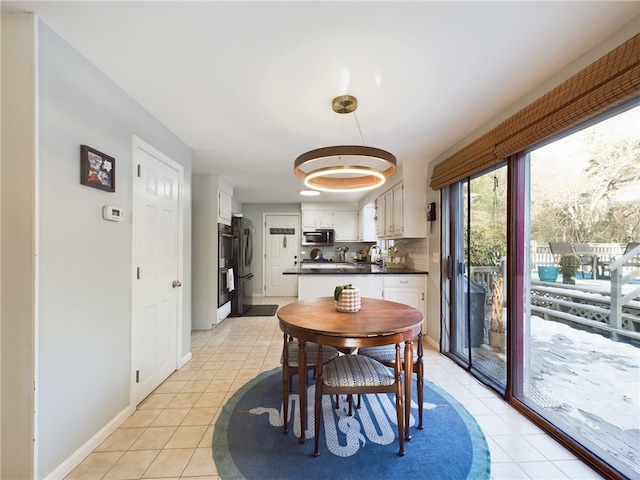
[[133, 137, 183, 405], [264, 214, 299, 297]]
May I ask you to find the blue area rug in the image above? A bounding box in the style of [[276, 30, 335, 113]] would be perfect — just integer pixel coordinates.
[[212, 368, 491, 479]]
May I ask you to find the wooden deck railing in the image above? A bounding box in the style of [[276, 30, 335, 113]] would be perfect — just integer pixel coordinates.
[[468, 242, 640, 342], [610, 243, 640, 340]]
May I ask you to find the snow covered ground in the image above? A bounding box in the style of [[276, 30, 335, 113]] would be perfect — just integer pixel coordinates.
[[529, 315, 639, 474]]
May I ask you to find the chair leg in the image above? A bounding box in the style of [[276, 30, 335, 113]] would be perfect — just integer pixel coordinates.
[[314, 377, 322, 456], [282, 367, 289, 434], [396, 374, 405, 456], [282, 336, 290, 434], [392, 342, 405, 456], [416, 332, 424, 430], [417, 372, 424, 430]]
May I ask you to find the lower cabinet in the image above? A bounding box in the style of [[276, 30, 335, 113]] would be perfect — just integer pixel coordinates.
[[297, 273, 427, 322], [382, 275, 426, 319], [298, 275, 383, 300]]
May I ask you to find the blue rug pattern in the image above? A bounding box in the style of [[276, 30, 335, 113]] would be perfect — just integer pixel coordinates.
[[213, 368, 490, 479]]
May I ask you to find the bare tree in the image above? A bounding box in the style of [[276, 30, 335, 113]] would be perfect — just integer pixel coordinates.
[[530, 110, 640, 243]]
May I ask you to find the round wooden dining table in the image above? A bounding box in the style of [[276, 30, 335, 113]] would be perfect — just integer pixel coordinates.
[[277, 296, 423, 443]]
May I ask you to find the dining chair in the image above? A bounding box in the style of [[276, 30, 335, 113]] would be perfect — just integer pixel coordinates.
[[281, 335, 339, 434], [548, 241, 574, 258], [313, 340, 406, 457], [358, 332, 424, 435], [571, 243, 598, 278]]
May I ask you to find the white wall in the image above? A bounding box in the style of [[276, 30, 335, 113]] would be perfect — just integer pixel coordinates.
[[2, 14, 193, 478]]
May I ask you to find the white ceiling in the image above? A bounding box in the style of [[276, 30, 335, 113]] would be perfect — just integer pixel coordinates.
[[3, 1, 639, 204]]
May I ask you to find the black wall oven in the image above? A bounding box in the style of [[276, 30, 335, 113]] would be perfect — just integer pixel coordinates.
[[218, 267, 234, 307], [219, 223, 233, 268], [218, 223, 234, 307]]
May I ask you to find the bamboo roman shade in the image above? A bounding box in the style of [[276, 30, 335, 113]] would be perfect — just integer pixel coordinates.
[[430, 33, 640, 190]]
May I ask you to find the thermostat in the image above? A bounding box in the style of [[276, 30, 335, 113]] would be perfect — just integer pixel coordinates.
[[103, 205, 124, 222]]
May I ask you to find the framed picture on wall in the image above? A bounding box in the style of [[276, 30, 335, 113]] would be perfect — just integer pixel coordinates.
[[80, 145, 115, 192]]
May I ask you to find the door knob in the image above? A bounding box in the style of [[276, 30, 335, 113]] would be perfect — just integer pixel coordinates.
[[172, 280, 182, 288]]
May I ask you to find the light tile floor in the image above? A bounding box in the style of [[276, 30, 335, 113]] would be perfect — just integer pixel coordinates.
[[66, 297, 604, 480]]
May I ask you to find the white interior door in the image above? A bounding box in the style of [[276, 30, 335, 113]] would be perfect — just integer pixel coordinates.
[[264, 214, 299, 297], [133, 137, 183, 404]]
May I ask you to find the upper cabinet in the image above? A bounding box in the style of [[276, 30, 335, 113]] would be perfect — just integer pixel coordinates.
[[301, 202, 359, 241], [384, 188, 394, 237], [218, 189, 232, 224], [374, 164, 428, 239], [357, 203, 377, 242], [375, 195, 385, 238], [302, 209, 333, 228], [334, 211, 358, 241]]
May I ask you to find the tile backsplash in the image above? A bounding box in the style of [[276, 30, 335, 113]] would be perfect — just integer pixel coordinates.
[[300, 238, 429, 273], [393, 238, 429, 272], [300, 242, 375, 262]]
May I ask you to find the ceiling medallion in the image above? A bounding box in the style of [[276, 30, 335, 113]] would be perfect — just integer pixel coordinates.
[[294, 95, 397, 193]]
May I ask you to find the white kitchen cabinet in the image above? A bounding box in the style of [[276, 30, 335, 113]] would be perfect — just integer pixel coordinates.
[[334, 210, 357, 241], [392, 182, 404, 237], [375, 196, 385, 238], [298, 275, 383, 300], [384, 188, 394, 237], [218, 189, 232, 224], [357, 204, 377, 242], [382, 275, 426, 319], [302, 210, 334, 228], [373, 164, 428, 239]]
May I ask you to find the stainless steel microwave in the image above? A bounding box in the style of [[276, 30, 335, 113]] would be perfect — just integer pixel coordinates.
[[301, 229, 335, 246]]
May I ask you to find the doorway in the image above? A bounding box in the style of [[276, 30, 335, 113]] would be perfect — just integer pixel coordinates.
[[444, 164, 508, 392], [132, 136, 184, 404], [264, 214, 299, 297]]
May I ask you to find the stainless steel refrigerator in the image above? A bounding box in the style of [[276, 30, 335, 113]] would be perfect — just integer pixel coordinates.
[[231, 216, 254, 315]]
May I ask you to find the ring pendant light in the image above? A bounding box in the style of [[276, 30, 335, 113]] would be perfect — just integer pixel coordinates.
[[294, 95, 397, 193]]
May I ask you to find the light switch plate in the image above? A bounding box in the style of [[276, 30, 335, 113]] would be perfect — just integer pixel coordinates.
[[432, 252, 440, 263]]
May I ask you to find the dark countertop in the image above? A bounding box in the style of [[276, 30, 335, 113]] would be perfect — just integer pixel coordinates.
[[283, 264, 428, 275]]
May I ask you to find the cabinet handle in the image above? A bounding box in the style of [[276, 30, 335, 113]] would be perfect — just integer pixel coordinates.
[[421, 292, 424, 301], [400, 280, 408, 284]]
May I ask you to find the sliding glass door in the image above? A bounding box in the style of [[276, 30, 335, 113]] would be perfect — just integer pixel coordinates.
[[441, 101, 639, 477], [444, 164, 508, 391], [520, 104, 640, 478]]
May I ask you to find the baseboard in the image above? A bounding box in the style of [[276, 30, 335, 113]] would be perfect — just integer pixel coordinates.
[[424, 334, 440, 351], [178, 351, 192, 369], [44, 404, 133, 480]]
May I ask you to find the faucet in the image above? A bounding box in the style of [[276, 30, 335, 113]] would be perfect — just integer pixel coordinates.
[[336, 246, 349, 263], [368, 245, 382, 265]]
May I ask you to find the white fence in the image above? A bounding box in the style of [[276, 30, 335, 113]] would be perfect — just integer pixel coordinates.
[[531, 242, 625, 268]]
